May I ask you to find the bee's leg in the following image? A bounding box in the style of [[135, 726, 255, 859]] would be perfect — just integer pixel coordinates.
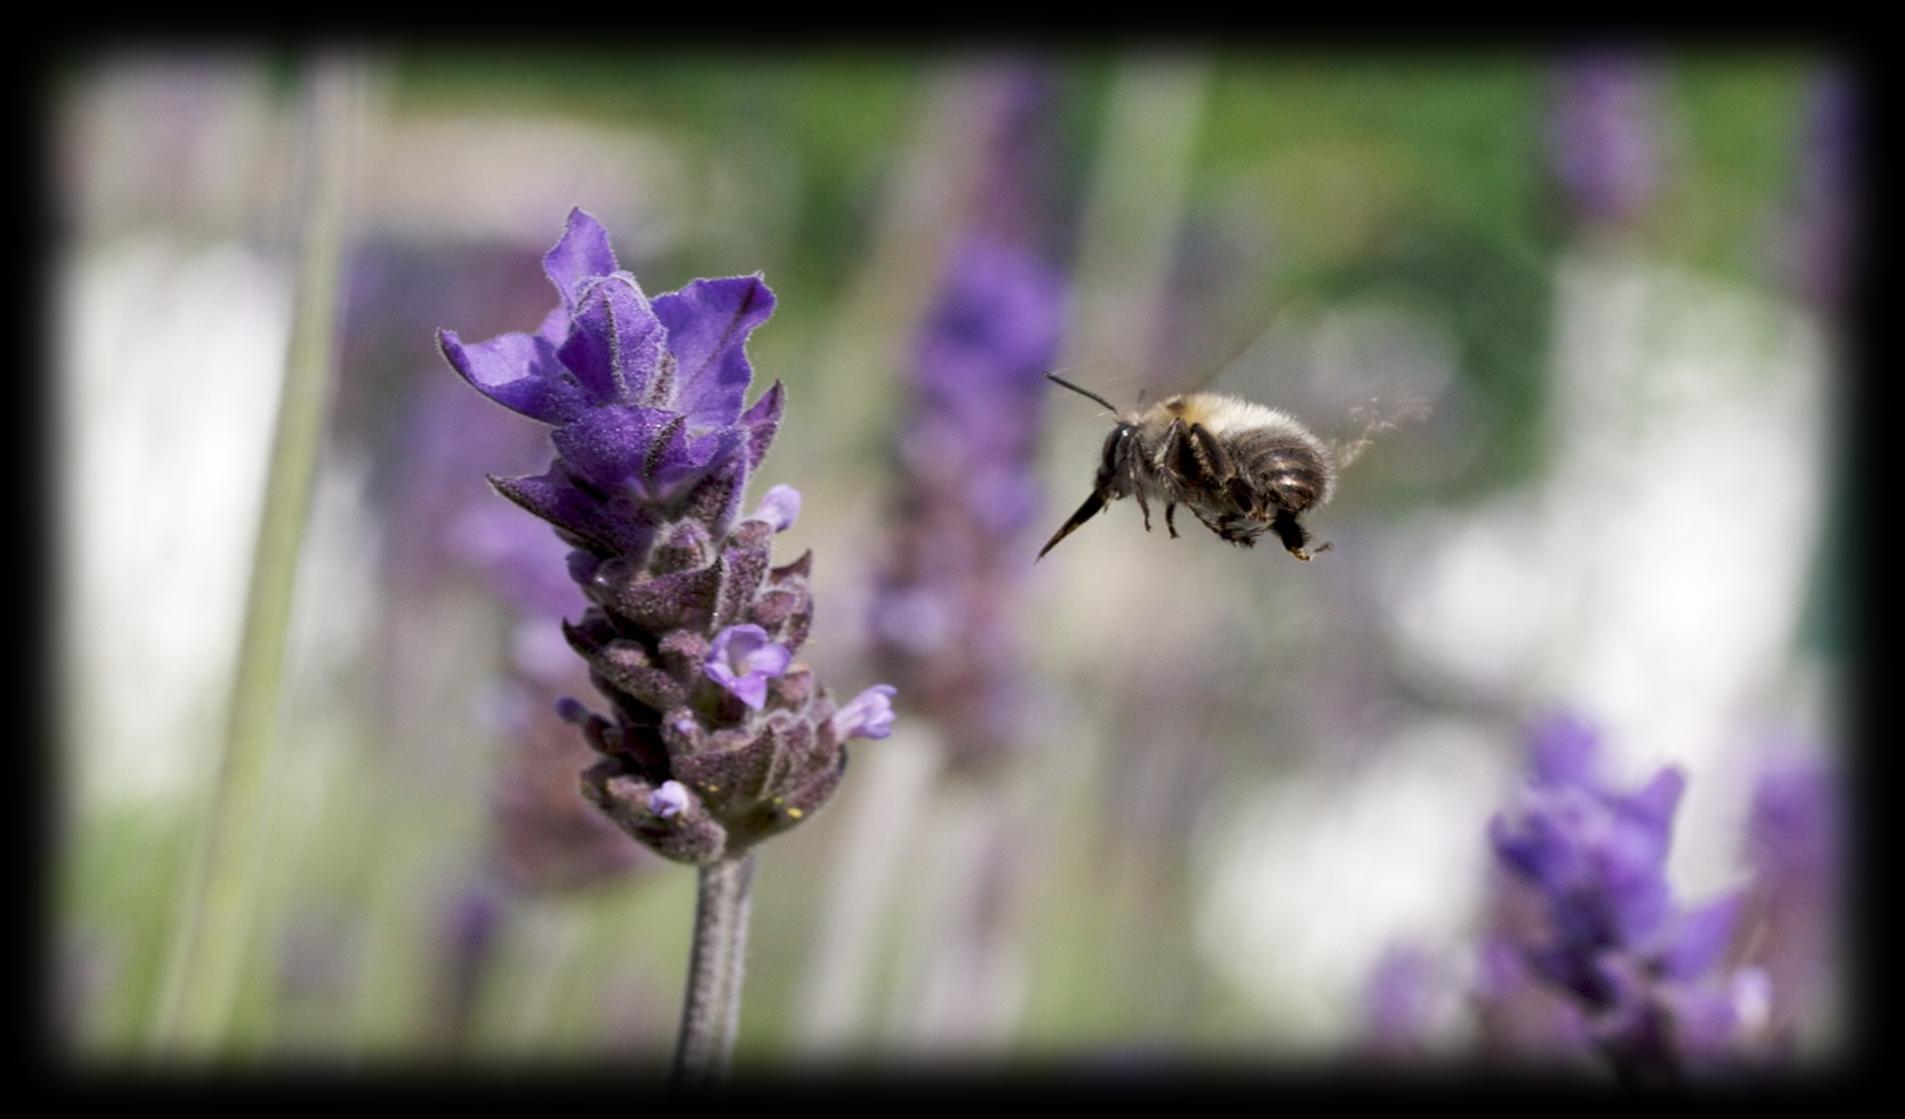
[[1134, 487, 1153, 532], [1158, 419, 1190, 473], [1165, 502, 1179, 538], [1185, 424, 1236, 484], [1193, 506, 1252, 547], [1272, 509, 1329, 562]]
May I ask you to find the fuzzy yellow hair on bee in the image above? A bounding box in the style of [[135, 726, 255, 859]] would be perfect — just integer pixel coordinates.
[[1037, 374, 1337, 563]]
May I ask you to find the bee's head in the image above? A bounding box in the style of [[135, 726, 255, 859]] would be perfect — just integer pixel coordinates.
[[1100, 422, 1134, 472]]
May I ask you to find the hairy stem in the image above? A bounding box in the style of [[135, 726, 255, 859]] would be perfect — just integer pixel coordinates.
[[672, 853, 756, 1092]]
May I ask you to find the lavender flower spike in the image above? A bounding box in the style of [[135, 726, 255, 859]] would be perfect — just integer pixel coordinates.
[[439, 207, 897, 866]]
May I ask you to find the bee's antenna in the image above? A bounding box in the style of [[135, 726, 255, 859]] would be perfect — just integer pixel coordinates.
[[1045, 372, 1121, 414]]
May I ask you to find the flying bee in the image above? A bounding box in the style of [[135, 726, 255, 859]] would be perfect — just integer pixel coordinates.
[[1038, 373, 1353, 563]]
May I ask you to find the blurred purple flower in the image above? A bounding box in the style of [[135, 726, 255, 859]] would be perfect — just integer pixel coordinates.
[[449, 500, 582, 625], [440, 208, 895, 864], [870, 234, 1064, 771], [1549, 53, 1667, 228], [397, 358, 643, 899], [1785, 71, 1855, 314], [1733, 757, 1843, 1049], [1362, 944, 1439, 1060], [433, 881, 506, 1049], [1486, 712, 1767, 1081], [864, 63, 1066, 775], [485, 690, 647, 893]]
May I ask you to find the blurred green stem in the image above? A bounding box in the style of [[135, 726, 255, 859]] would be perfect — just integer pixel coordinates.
[[151, 56, 363, 1055], [672, 854, 755, 1093], [796, 728, 940, 1054], [1063, 56, 1210, 387]]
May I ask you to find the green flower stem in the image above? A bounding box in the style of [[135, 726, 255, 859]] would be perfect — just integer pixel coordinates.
[[151, 56, 363, 1054], [672, 853, 756, 1093]]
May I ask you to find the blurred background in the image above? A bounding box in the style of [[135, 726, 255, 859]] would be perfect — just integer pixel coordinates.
[[51, 46, 1855, 1070]]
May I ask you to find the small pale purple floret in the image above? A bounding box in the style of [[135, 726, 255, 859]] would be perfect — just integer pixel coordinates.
[[648, 780, 689, 819], [834, 684, 898, 741], [752, 484, 802, 532], [704, 624, 792, 710]]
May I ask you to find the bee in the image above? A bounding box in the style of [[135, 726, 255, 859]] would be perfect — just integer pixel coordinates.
[[1037, 373, 1340, 563]]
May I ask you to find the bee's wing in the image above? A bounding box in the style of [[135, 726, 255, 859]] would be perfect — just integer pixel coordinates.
[[1035, 491, 1107, 562]]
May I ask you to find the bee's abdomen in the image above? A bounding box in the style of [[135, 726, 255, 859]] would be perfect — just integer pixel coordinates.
[[1233, 430, 1335, 513]]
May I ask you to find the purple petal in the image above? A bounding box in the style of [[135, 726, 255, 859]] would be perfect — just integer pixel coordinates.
[[533, 303, 571, 346], [704, 624, 790, 710], [648, 780, 689, 819], [644, 424, 746, 500], [1657, 893, 1743, 981], [1490, 801, 1584, 891], [487, 468, 611, 548], [543, 207, 619, 312], [751, 484, 801, 532], [438, 328, 587, 425], [732, 674, 771, 710], [488, 464, 656, 558], [707, 624, 768, 668], [1602, 865, 1673, 945], [742, 638, 792, 677], [1613, 767, 1685, 856], [549, 406, 673, 494], [1527, 710, 1602, 788], [556, 275, 668, 406], [740, 380, 786, 469], [653, 275, 776, 425], [833, 684, 898, 741]]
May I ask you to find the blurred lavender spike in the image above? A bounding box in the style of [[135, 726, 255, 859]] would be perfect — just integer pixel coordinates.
[[1734, 757, 1844, 1053], [1485, 711, 1772, 1082], [1362, 944, 1439, 1061], [1785, 71, 1855, 314], [1548, 52, 1668, 229], [869, 234, 1065, 773]]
